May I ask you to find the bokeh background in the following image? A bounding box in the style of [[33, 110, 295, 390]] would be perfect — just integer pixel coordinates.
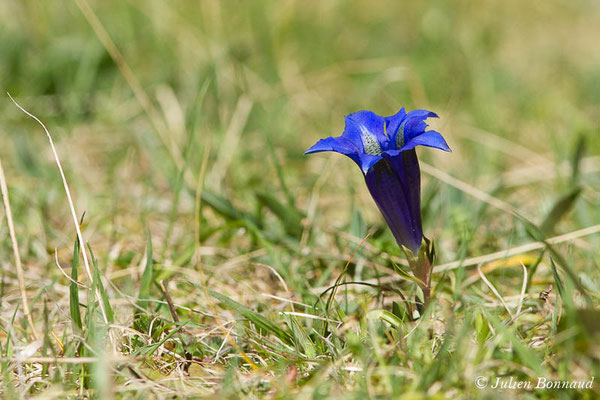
[[1, 0, 599, 398]]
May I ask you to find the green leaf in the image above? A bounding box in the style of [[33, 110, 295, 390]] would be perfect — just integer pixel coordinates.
[[207, 289, 292, 344], [576, 308, 600, 337], [578, 273, 600, 297], [391, 301, 408, 322], [349, 211, 366, 256], [69, 237, 83, 334], [540, 187, 581, 235], [285, 316, 317, 359], [266, 140, 295, 208], [200, 189, 261, 227], [474, 311, 490, 345], [137, 230, 154, 310], [483, 310, 544, 375], [88, 244, 114, 324], [256, 191, 304, 238], [135, 322, 186, 356], [391, 261, 426, 288], [549, 258, 566, 303], [523, 221, 592, 305], [571, 133, 586, 183], [367, 310, 404, 329]]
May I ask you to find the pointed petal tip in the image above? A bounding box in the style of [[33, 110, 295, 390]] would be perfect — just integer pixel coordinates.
[[398, 130, 451, 152], [304, 145, 321, 155], [405, 109, 439, 120], [422, 109, 438, 118], [304, 136, 356, 155], [436, 139, 452, 153], [304, 146, 319, 155]]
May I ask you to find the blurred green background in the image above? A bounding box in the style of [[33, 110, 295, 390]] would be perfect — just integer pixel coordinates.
[[2, 0, 599, 268], [2, 1, 599, 233], [1, 0, 600, 398]]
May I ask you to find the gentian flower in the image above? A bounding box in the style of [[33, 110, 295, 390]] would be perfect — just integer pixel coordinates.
[[305, 108, 450, 305]]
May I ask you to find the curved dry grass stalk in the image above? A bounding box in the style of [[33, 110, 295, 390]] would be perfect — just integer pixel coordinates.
[[420, 161, 522, 217], [54, 251, 88, 288], [346, 223, 600, 291], [477, 264, 513, 318], [434, 223, 600, 273], [7, 93, 110, 328], [0, 158, 39, 340]]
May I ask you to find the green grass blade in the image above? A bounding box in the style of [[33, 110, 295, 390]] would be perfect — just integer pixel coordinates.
[[69, 237, 83, 334], [207, 289, 292, 344], [285, 315, 317, 359], [549, 258, 566, 303], [199, 189, 262, 228], [137, 230, 154, 311], [266, 140, 295, 207], [483, 310, 544, 375], [367, 310, 403, 329], [540, 187, 581, 235], [256, 191, 304, 238], [571, 133, 586, 183], [523, 219, 592, 305], [87, 244, 114, 324], [135, 322, 186, 356]]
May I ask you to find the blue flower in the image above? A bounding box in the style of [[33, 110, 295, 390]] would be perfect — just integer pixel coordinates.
[[305, 108, 450, 254]]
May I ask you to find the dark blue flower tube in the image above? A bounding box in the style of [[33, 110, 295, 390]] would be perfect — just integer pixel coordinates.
[[305, 108, 450, 255]]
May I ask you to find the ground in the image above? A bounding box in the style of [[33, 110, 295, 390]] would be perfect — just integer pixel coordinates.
[[1, 0, 600, 399]]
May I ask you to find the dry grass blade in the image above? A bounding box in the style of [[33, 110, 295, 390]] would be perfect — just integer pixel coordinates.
[[0, 158, 38, 340], [1, 356, 141, 364], [477, 264, 513, 318], [280, 312, 341, 323], [458, 125, 550, 167], [7, 93, 110, 327], [158, 280, 179, 323], [73, 0, 183, 169], [355, 224, 600, 289], [420, 161, 522, 217], [433, 223, 600, 273], [502, 155, 600, 188], [74, 0, 207, 205], [54, 251, 88, 288], [509, 261, 528, 325], [208, 96, 253, 189]]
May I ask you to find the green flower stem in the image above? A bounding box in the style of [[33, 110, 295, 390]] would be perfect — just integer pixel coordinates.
[[403, 238, 434, 309]]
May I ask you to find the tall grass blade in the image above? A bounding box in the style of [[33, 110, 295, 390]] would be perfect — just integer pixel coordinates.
[[137, 230, 154, 311], [207, 289, 292, 344], [540, 187, 581, 235], [267, 140, 295, 207], [571, 134, 586, 183], [70, 237, 83, 334], [256, 191, 304, 238], [87, 244, 114, 323]]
